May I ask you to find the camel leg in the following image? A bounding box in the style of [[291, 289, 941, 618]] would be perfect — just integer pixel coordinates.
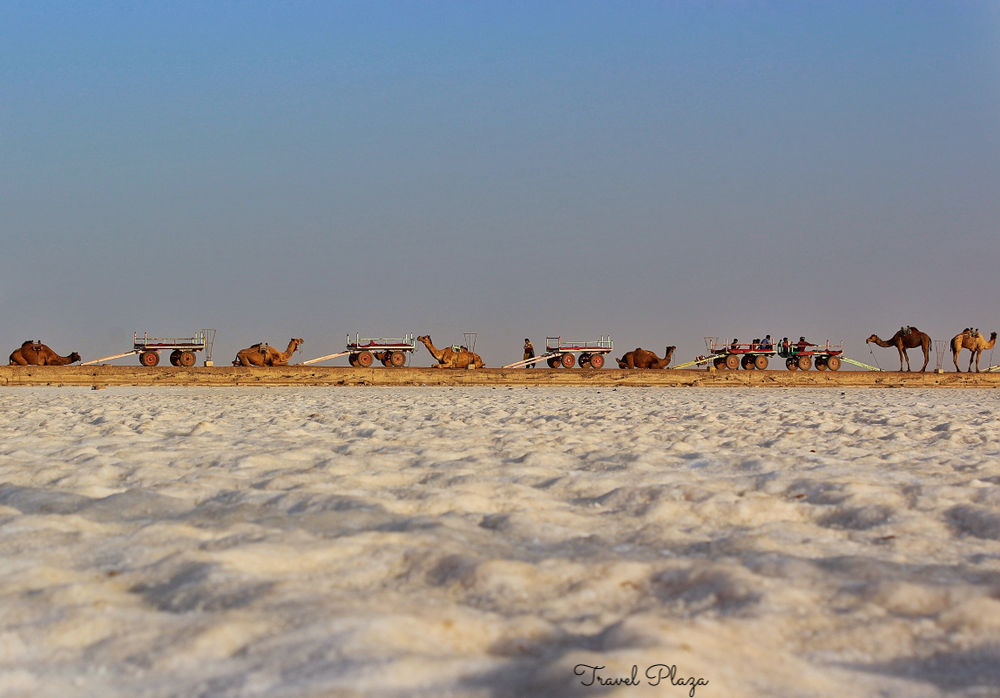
[[953, 349, 961, 372], [898, 347, 908, 372], [920, 346, 929, 372]]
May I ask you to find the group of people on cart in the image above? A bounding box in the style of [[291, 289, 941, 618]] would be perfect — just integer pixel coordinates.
[[728, 335, 817, 356]]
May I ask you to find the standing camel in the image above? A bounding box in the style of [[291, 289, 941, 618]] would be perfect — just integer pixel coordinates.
[[866, 327, 932, 372], [617, 346, 675, 369], [9, 341, 81, 365], [233, 338, 303, 367], [416, 335, 485, 369], [950, 329, 997, 372]]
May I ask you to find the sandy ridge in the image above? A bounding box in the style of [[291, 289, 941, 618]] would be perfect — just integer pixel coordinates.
[[2, 365, 999, 387]]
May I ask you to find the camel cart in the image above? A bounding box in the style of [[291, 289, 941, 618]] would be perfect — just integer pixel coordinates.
[[301, 333, 417, 367], [539, 336, 614, 369], [80, 330, 216, 367], [695, 337, 845, 371]]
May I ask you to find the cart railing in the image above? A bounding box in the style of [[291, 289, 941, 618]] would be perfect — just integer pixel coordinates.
[[706, 337, 843, 355], [346, 332, 416, 349], [545, 336, 614, 352], [133, 331, 208, 349]]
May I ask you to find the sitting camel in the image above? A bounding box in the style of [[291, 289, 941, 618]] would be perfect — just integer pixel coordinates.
[[950, 329, 997, 372], [9, 341, 81, 366], [233, 338, 303, 367], [617, 346, 675, 369], [416, 335, 485, 369], [866, 327, 931, 372]]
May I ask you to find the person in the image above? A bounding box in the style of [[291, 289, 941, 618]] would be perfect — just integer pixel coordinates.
[[523, 338, 535, 367], [759, 335, 773, 351], [730, 338, 739, 351], [796, 336, 816, 353], [780, 337, 790, 356]]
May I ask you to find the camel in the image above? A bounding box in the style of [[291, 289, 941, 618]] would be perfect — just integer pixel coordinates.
[[617, 346, 675, 369], [233, 338, 303, 367], [950, 329, 997, 372], [9, 340, 81, 366], [866, 327, 931, 372], [416, 335, 485, 369]]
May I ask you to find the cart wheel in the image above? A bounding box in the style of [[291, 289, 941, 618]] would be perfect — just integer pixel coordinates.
[[589, 353, 605, 369], [560, 353, 575, 368], [797, 355, 812, 371], [389, 351, 406, 367], [140, 351, 160, 367], [786, 357, 797, 371], [179, 351, 196, 367], [815, 357, 828, 371], [741, 355, 754, 370], [348, 353, 359, 367], [754, 355, 769, 370], [725, 354, 740, 370], [169, 350, 181, 366], [357, 350, 374, 368], [826, 356, 841, 371], [578, 352, 592, 368], [547, 356, 561, 368], [713, 356, 726, 369]]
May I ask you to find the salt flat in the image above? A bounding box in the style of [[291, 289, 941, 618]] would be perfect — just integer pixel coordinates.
[[0, 387, 998, 697]]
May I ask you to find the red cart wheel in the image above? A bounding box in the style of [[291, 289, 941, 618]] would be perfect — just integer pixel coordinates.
[[589, 353, 605, 369], [786, 357, 797, 371], [169, 350, 181, 366], [797, 355, 812, 371], [560, 353, 575, 368], [741, 355, 754, 369], [348, 353, 359, 367], [815, 357, 828, 371], [546, 356, 561, 368], [389, 351, 406, 367], [179, 351, 196, 367], [578, 352, 592, 368], [140, 351, 159, 367], [357, 351, 374, 368], [725, 354, 740, 370], [714, 356, 726, 369], [754, 355, 769, 370], [826, 355, 841, 371]]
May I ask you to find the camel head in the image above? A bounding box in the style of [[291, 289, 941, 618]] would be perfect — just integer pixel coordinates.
[[416, 335, 430, 344], [616, 357, 627, 368], [865, 334, 878, 344], [68, 352, 81, 363], [291, 338, 304, 349]]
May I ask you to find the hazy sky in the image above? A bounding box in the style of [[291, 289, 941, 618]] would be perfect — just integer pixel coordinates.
[[3, 2, 999, 368]]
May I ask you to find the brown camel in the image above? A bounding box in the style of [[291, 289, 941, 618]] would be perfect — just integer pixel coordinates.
[[416, 335, 485, 369], [9, 341, 81, 366], [950, 329, 997, 372], [233, 338, 303, 367], [617, 346, 675, 369], [866, 327, 931, 372]]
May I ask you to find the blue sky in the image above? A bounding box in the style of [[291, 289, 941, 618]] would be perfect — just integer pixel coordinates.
[[3, 2, 999, 367]]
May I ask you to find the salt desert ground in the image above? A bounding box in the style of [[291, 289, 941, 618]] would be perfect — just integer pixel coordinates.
[[1, 387, 999, 697]]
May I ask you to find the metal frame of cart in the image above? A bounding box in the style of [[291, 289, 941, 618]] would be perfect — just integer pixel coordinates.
[[542, 336, 614, 369], [80, 330, 216, 367], [347, 333, 416, 367]]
